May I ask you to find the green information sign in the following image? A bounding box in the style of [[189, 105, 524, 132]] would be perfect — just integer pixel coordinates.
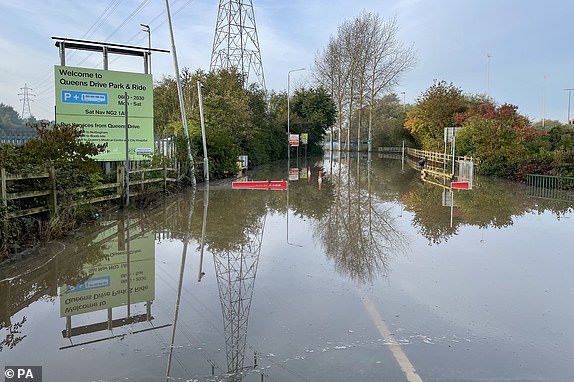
[[54, 65, 154, 161]]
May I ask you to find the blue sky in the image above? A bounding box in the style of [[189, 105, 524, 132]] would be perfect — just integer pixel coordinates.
[[1, 0, 573, 123]]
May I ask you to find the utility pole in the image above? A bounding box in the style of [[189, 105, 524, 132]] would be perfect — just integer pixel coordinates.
[[18, 83, 34, 120]]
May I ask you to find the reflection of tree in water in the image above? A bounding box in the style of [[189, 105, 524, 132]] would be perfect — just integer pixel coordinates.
[[315, 158, 406, 283], [0, 316, 27, 351], [403, 185, 459, 245], [402, 176, 574, 245]]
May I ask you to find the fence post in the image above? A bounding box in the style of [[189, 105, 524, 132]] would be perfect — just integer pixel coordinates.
[[1, 167, 6, 210], [117, 165, 125, 207], [1, 167, 7, 249], [48, 165, 58, 217], [163, 163, 167, 192]]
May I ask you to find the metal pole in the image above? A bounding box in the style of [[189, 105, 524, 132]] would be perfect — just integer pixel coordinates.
[[287, 73, 291, 168], [198, 183, 208, 282], [565, 88, 574, 124], [59, 42, 65, 66], [198, 81, 209, 181], [487, 53, 491, 95], [124, 92, 130, 207], [287, 68, 305, 169], [401, 139, 405, 171], [103, 46, 108, 70], [451, 131, 456, 179], [140, 24, 151, 74], [401, 91, 406, 113], [542, 75, 546, 128], [165, 0, 196, 186], [126, 211, 131, 317]]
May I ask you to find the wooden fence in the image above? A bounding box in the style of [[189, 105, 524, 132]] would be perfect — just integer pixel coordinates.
[[377, 147, 474, 173], [1, 165, 179, 220]]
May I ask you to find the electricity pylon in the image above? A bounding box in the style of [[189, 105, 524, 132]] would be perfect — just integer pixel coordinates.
[[18, 84, 34, 120], [210, 0, 266, 91]]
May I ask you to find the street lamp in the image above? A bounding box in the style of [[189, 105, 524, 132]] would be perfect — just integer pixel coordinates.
[[287, 68, 305, 168], [140, 24, 151, 73], [401, 91, 406, 113], [565, 88, 574, 124], [487, 53, 492, 95]]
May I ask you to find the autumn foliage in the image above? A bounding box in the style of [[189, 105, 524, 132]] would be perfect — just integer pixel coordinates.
[[405, 81, 574, 180]]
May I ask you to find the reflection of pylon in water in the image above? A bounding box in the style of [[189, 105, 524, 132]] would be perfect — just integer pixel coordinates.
[[213, 216, 265, 380]]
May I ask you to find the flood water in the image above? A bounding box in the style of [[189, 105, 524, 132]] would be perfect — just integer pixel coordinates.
[[1, 155, 573, 382]]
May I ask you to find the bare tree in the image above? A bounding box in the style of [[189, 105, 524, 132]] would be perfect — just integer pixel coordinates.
[[314, 12, 416, 153]]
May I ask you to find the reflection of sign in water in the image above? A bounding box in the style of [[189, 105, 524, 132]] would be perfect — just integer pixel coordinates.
[[442, 190, 457, 207], [65, 276, 111, 293], [59, 232, 155, 317], [289, 168, 299, 181], [232, 180, 287, 190]]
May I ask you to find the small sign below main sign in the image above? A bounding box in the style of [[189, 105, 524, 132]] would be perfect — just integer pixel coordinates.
[[451, 181, 470, 189], [135, 148, 153, 155]]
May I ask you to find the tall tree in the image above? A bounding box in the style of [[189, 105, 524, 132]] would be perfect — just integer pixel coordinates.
[[0, 103, 24, 130], [291, 87, 337, 154], [314, 12, 415, 152], [404, 80, 467, 150]]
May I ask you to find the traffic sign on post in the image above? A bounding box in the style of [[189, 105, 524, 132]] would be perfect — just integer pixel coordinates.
[[289, 134, 300, 147], [444, 127, 457, 143]]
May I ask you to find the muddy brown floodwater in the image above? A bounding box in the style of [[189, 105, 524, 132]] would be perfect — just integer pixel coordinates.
[[1, 155, 573, 382]]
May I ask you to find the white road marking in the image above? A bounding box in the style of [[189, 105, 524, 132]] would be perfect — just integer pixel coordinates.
[[359, 291, 424, 382]]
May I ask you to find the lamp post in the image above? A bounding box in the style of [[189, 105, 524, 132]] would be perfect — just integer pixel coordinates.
[[197, 81, 208, 181], [487, 53, 492, 96], [287, 68, 305, 168], [165, 0, 195, 186], [542, 75, 546, 128], [565, 88, 574, 124], [401, 91, 406, 113], [140, 24, 151, 73]]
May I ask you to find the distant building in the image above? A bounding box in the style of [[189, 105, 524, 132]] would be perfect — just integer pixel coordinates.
[[0, 127, 38, 145]]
